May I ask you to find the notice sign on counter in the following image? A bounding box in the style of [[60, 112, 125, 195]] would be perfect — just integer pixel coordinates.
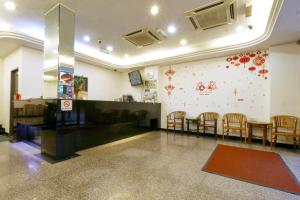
[[61, 100, 72, 111]]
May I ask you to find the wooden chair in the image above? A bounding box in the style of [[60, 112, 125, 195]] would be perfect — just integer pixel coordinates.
[[167, 111, 186, 133], [270, 115, 299, 148], [198, 112, 219, 138], [222, 113, 247, 143]]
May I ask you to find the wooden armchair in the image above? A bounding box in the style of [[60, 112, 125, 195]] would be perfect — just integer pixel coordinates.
[[270, 115, 299, 148], [199, 112, 219, 138], [222, 113, 247, 143], [167, 111, 186, 133]]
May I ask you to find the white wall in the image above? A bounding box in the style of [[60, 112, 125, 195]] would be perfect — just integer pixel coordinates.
[[20, 47, 44, 99], [2, 48, 22, 132], [120, 70, 144, 102], [158, 50, 271, 130], [75, 61, 121, 101], [0, 46, 123, 133], [269, 42, 300, 116], [0, 58, 4, 126]]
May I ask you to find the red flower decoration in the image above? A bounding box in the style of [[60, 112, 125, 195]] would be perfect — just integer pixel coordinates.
[[259, 69, 269, 75], [249, 53, 256, 57], [239, 56, 250, 67], [232, 56, 239, 60], [196, 82, 206, 92], [207, 81, 217, 91], [226, 57, 232, 62], [253, 56, 265, 66], [248, 66, 256, 71], [262, 53, 269, 57]]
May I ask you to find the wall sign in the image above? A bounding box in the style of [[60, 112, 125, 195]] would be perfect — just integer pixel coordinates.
[[61, 100, 72, 111]]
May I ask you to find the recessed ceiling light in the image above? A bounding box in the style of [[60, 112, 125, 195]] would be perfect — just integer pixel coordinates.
[[4, 1, 16, 11], [180, 39, 187, 46], [167, 25, 176, 34], [106, 46, 113, 52], [83, 35, 90, 42], [235, 26, 244, 32], [150, 5, 159, 16], [124, 54, 129, 58]]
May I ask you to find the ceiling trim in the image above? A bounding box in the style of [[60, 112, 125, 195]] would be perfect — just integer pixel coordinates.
[[0, 0, 284, 69]]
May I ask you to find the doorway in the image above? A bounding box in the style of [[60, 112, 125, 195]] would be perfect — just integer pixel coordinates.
[[9, 69, 18, 135]]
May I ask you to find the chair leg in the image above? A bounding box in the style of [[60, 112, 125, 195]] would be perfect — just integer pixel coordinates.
[[293, 137, 298, 149], [222, 127, 224, 140], [274, 135, 277, 147]]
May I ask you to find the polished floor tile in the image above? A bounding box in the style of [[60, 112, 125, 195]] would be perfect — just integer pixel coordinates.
[[0, 131, 300, 200]]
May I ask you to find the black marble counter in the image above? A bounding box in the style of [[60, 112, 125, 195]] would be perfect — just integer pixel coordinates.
[[15, 99, 161, 160]]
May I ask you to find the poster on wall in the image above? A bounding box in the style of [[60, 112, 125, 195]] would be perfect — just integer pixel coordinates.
[[143, 80, 158, 102], [58, 66, 74, 100], [59, 67, 74, 86], [74, 76, 88, 100]]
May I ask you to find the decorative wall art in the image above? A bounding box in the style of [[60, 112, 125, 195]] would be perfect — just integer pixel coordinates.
[[74, 76, 88, 100], [196, 81, 217, 95], [164, 66, 175, 81], [164, 66, 176, 96], [159, 49, 270, 128], [225, 50, 269, 79], [164, 84, 175, 96]]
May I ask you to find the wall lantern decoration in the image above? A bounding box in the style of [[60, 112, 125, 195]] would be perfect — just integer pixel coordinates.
[[165, 66, 175, 81], [164, 84, 175, 96], [225, 50, 269, 79]]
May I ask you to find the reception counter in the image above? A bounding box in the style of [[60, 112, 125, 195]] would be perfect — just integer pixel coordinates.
[[15, 99, 161, 160]]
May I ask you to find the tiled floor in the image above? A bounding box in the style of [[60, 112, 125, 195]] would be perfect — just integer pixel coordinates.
[[0, 131, 300, 200]]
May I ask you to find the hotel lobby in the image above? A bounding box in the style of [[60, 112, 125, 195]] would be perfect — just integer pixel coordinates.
[[0, 0, 300, 199]]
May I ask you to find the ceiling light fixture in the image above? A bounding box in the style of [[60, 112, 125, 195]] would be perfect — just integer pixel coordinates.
[[83, 35, 90, 42], [180, 39, 187, 46], [150, 5, 159, 16], [106, 46, 113, 52], [167, 25, 177, 34], [4, 1, 16, 11]]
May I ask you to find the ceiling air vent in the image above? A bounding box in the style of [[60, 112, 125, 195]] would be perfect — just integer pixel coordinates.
[[122, 28, 162, 47], [184, 0, 237, 30]]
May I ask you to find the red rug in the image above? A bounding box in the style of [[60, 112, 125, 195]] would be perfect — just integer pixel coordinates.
[[203, 144, 300, 195]]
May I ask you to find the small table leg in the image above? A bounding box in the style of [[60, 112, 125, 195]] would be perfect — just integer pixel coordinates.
[[262, 126, 267, 146], [248, 125, 253, 143]]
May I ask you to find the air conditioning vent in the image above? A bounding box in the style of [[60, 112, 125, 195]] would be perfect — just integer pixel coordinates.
[[123, 28, 162, 47], [184, 0, 237, 30]]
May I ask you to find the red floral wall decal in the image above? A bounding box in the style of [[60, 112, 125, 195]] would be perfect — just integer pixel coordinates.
[[225, 50, 269, 79], [164, 66, 175, 81], [196, 81, 217, 95], [165, 84, 175, 96]]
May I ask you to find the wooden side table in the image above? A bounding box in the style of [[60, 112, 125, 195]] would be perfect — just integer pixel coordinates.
[[247, 121, 272, 146], [186, 118, 200, 134]]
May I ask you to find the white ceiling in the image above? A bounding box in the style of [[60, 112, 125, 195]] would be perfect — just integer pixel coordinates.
[[0, 0, 299, 68]]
